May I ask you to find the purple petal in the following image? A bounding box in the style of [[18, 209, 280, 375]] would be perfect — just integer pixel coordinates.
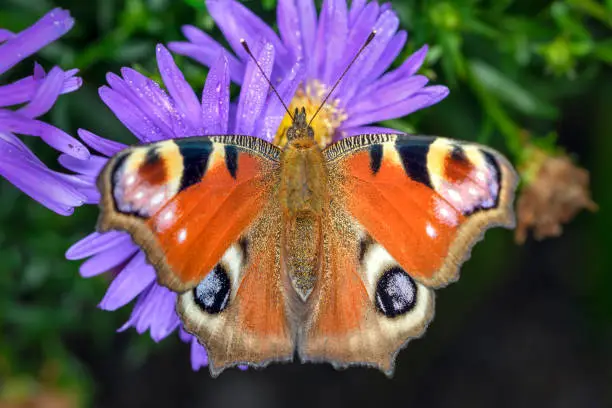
[[119, 284, 180, 342], [99, 252, 155, 310], [234, 41, 274, 135], [206, 0, 288, 68], [99, 86, 168, 143], [370, 44, 429, 91], [0, 8, 74, 75], [80, 241, 139, 278], [315, 0, 349, 83], [277, 0, 302, 58], [58, 153, 107, 176], [66, 231, 131, 260], [349, 0, 367, 25], [334, 1, 379, 82], [0, 67, 81, 109], [117, 68, 176, 135], [78, 129, 127, 157], [337, 9, 400, 105], [156, 45, 202, 132], [169, 25, 245, 85], [0, 135, 86, 215], [380, 2, 393, 13], [201, 52, 230, 135], [365, 30, 408, 83], [348, 75, 430, 115], [190, 338, 209, 370], [0, 110, 89, 159], [179, 326, 193, 343], [342, 85, 450, 127], [297, 0, 318, 71], [0, 129, 43, 158], [0, 29, 13, 43], [17, 66, 65, 118]]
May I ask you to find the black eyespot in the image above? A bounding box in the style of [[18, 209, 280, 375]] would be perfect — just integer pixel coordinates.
[[193, 264, 231, 314], [375, 267, 417, 318]]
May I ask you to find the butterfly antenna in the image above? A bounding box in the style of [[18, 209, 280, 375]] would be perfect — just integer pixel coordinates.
[[308, 30, 376, 127], [240, 39, 293, 121]]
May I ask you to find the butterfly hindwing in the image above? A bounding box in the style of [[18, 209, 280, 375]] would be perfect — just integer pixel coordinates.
[[300, 133, 517, 373], [300, 212, 435, 373], [176, 200, 295, 376]]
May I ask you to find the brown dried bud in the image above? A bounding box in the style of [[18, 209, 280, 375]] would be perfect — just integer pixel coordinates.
[[515, 148, 597, 244]]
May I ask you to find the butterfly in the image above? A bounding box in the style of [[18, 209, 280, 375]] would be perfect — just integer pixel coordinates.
[[96, 103, 517, 376]]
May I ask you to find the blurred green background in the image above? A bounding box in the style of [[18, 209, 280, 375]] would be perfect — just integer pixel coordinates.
[[0, 0, 611, 407]]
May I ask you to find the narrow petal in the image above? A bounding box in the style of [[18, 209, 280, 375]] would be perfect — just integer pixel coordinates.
[[118, 68, 176, 135], [66, 231, 131, 260], [342, 85, 449, 127], [365, 30, 408, 83], [372, 44, 429, 90], [190, 339, 209, 370], [337, 9, 400, 105], [17, 66, 65, 118], [334, 1, 379, 80], [0, 8, 74, 75], [169, 25, 245, 84], [0, 68, 80, 108], [234, 41, 274, 135], [0, 29, 13, 43], [0, 110, 89, 159], [0, 143, 86, 215], [206, 0, 287, 67], [349, 0, 367, 25], [296, 0, 317, 74], [347, 75, 429, 115], [277, 0, 302, 57], [79, 242, 138, 278], [99, 86, 167, 143], [58, 154, 107, 176], [201, 52, 230, 135], [178, 327, 193, 343], [77, 129, 127, 157], [119, 284, 180, 342], [99, 252, 155, 310], [318, 0, 349, 83], [156, 45, 202, 132]]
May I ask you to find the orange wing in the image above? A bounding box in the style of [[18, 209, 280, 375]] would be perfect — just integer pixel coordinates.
[[301, 134, 516, 374], [325, 134, 516, 287], [97, 136, 293, 375]]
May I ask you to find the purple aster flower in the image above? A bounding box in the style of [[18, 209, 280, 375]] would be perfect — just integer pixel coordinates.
[[169, 0, 449, 147], [59, 0, 448, 372], [0, 8, 89, 215]]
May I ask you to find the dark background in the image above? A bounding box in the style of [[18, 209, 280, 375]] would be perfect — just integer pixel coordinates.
[[0, 0, 611, 407]]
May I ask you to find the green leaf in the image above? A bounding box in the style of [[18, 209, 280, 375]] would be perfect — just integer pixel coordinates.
[[469, 59, 559, 119]]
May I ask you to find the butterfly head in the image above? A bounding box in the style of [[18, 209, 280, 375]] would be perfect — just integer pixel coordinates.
[[286, 107, 315, 143]]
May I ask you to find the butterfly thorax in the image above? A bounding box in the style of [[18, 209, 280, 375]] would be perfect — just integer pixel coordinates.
[[278, 107, 327, 301]]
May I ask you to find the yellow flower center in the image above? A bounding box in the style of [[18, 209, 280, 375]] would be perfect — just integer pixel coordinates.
[[274, 80, 347, 148]]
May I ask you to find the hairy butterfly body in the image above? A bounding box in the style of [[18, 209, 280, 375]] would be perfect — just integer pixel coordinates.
[[97, 106, 517, 376]]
